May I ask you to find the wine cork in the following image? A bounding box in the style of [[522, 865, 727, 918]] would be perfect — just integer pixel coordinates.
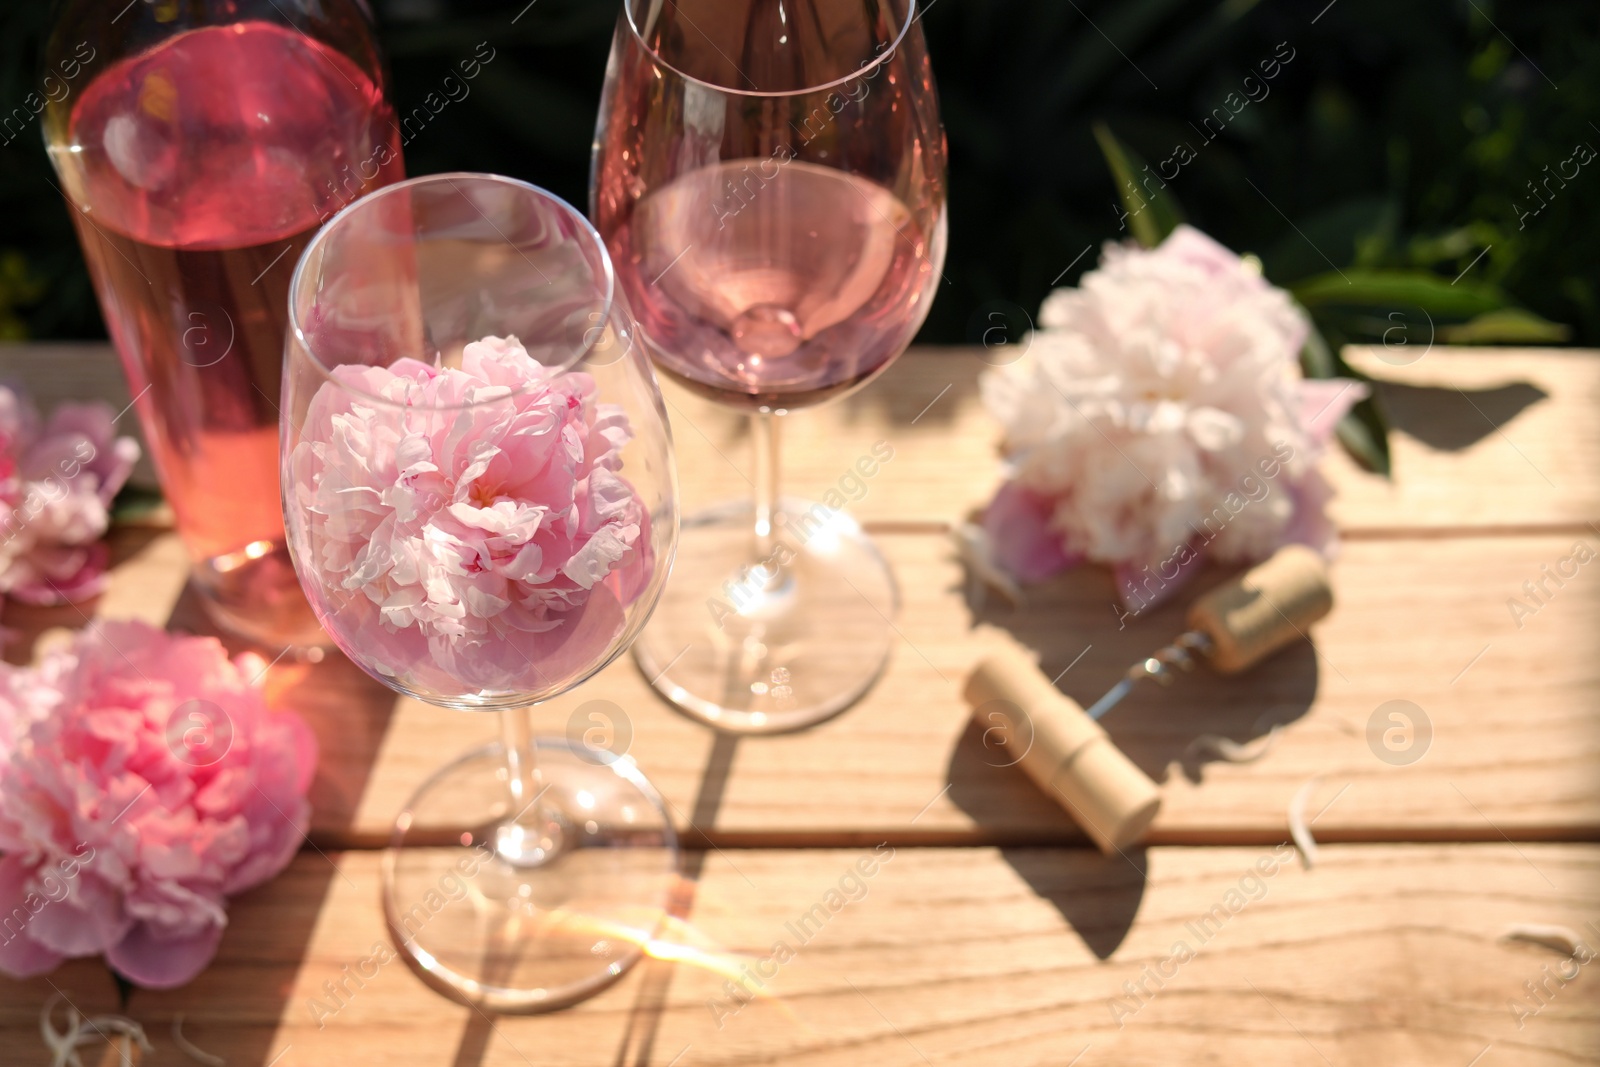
[[1186, 545, 1333, 674], [965, 648, 1162, 853]]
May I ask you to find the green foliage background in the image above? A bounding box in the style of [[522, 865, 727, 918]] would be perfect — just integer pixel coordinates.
[[0, 0, 1594, 347]]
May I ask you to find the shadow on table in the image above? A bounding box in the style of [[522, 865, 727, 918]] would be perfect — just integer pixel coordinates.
[[131, 855, 340, 1067], [836, 347, 981, 434], [1371, 378, 1547, 452], [603, 732, 740, 1067], [1001, 847, 1149, 960], [437, 734, 738, 1067], [950, 558, 1321, 789], [946, 560, 1320, 956]]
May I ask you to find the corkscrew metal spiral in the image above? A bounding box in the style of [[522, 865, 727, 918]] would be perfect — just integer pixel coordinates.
[[1083, 630, 1216, 720]]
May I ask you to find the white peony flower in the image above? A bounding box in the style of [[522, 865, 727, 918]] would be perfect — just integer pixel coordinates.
[[979, 225, 1363, 608]]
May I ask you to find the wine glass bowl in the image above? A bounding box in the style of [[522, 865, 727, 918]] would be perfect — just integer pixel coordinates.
[[593, 0, 947, 412], [281, 173, 680, 1012], [285, 177, 674, 710], [592, 0, 948, 731]]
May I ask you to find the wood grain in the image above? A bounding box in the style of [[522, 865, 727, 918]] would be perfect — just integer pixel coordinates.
[[659, 344, 1600, 534], [0, 342, 1593, 1066], [1335, 346, 1600, 536], [1, 337, 1591, 846], [1, 343, 1594, 533], [331, 531, 1600, 846], [16, 525, 1591, 848], [4, 845, 1595, 1066]]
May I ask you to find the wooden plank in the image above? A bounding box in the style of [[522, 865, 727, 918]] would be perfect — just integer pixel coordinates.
[[322, 530, 1600, 847], [12, 525, 1591, 848], [3, 845, 1595, 1065], [2, 343, 1595, 533], [0, 343, 1591, 845], [1336, 346, 1600, 535], [660, 344, 1600, 534]]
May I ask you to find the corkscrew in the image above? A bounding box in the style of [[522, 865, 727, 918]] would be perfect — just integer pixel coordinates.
[[964, 545, 1335, 853], [1081, 545, 1333, 717]]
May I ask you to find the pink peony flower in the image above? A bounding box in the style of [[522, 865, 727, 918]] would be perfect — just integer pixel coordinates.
[[289, 336, 652, 696], [0, 388, 141, 606], [0, 621, 316, 989], [979, 226, 1365, 609]]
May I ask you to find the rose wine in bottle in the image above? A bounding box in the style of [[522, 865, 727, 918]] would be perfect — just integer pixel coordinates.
[[44, 10, 402, 645]]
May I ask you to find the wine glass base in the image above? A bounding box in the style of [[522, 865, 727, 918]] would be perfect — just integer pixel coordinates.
[[633, 497, 898, 733], [194, 540, 334, 652], [383, 739, 679, 1013]]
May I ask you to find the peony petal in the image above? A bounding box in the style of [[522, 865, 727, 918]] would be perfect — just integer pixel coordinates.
[[0, 924, 65, 978], [222, 795, 308, 896], [1157, 224, 1260, 283], [493, 585, 625, 692], [291, 340, 654, 696], [1297, 378, 1370, 446], [7, 542, 111, 606], [1113, 539, 1208, 613], [982, 481, 1074, 583], [0, 854, 66, 979], [15, 867, 134, 959], [106, 919, 225, 989], [1281, 469, 1339, 558], [0, 619, 317, 990]]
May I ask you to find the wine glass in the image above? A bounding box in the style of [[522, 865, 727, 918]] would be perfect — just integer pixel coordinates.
[[281, 174, 680, 1012], [592, 0, 948, 732]]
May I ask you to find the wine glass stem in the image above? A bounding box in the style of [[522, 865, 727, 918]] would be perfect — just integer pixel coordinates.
[[752, 410, 780, 561], [496, 706, 563, 865], [501, 705, 540, 815]]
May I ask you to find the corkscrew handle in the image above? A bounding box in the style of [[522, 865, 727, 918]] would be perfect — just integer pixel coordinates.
[[965, 649, 1162, 853], [1185, 544, 1334, 674], [1084, 545, 1334, 721]]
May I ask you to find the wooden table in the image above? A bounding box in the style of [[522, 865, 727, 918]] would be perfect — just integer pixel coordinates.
[[1, 343, 1597, 1065]]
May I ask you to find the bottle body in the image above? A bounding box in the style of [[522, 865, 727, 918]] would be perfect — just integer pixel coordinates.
[[44, 4, 403, 645]]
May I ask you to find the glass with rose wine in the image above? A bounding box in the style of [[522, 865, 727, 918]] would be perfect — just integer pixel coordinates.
[[592, 0, 948, 732], [282, 174, 680, 1011]]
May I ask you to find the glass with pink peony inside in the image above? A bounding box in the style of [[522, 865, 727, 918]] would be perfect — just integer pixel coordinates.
[[281, 174, 680, 1012], [592, 0, 948, 731]]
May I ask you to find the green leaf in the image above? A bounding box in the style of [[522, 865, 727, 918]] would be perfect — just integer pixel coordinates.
[[1092, 123, 1184, 249], [112, 966, 135, 1008], [1405, 223, 1500, 270], [1336, 395, 1393, 476], [1298, 320, 1338, 379], [110, 485, 165, 524], [1290, 269, 1509, 318], [1437, 307, 1571, 344], [1299, 319, 1392, 477]]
